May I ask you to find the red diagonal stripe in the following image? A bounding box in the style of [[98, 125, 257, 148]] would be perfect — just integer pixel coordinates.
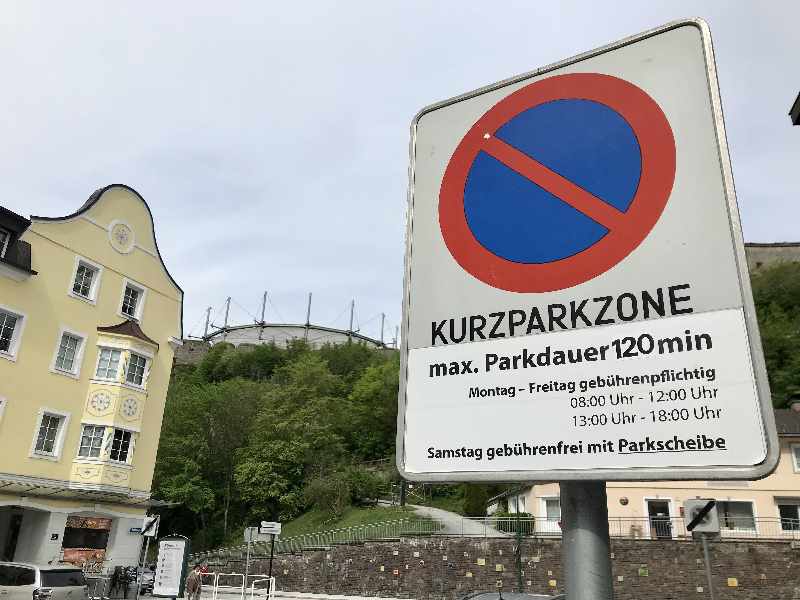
[[482, 135, 625, 230]]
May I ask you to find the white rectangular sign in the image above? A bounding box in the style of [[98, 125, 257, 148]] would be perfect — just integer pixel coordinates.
[[153, 539, 187, 598], [398, 19, 778, 482], [259, 521, 281, 535], [406, 308, 764, 473]]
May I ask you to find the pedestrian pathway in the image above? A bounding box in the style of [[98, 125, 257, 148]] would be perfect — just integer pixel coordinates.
[[404, 504, 510, 537]]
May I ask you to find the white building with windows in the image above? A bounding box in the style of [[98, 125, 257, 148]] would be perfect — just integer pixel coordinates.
[[489, 408, 800, 539], [0, 186, 182, 570]]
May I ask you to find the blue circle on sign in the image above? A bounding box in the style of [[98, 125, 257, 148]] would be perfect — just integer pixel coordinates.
[[463, 99, 642, 264]]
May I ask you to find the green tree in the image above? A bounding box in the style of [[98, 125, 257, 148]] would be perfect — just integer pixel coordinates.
[[751, 263, 800, 405], [462, 484, 489, 517], [318, 341, 386, 384], [153, 375, 264, 544], [343, 356, 400, 460], [153, 372, 216, 532], [234, 354, 346, 520], [154, 341, 401, 546]]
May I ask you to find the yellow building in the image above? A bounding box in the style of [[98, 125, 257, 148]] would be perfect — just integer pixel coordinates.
[[0, 185, 182, 569], [494, 408, 800, 541]]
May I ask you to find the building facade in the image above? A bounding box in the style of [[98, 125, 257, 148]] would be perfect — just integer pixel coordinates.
[[491, 409, 800, 540], [0, 185, 182, 569]]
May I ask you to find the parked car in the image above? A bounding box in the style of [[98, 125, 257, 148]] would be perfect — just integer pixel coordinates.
[[0, 562, 89, 600]]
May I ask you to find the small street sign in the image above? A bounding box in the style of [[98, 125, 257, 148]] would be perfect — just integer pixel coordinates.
[[684, 499, 720, 535], [142, 515, 160, 538], [259, 521, 281, 536], [398, 18, 778, 483], [245, 526, 271, 543]]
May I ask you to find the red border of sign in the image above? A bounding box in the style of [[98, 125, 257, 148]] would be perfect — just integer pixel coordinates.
[[438, 73, 676, 292]]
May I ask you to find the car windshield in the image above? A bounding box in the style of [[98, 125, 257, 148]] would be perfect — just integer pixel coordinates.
[[40, 570, 86, 587]]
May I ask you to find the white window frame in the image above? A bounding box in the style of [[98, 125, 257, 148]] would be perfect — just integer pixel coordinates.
[[717, 499, 758, 534], [108, 427, 135, 465], [93, 347, 124, 382], [117, 278, 147, 321], [537, 496, 561, 536], [508, 493, 527, 514], [49, 327, 88, 379], [540, 496, 561, 520], [29, 407, 71, 461], [0, 227, 10, 258], [76, 423, 107, 459], [776, 500, 800, 532], [643, 496, 674, 539], [68, 256, 104, 305], [124, 351, 150, 389], [0, 304, 26, 362], [791, 444, 800, 473]]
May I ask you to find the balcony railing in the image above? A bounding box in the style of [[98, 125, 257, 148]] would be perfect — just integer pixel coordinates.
[[474, 515, 800, 540]]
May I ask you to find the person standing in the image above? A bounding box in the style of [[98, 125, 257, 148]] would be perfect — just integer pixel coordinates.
[[185, 564, 203, 600]]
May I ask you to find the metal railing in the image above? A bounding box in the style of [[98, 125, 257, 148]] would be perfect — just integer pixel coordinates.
[[201, 572, 276, 600], [467, 515, 800, 540], [192, 515, 800, 565], [193, 518, 442, 563]]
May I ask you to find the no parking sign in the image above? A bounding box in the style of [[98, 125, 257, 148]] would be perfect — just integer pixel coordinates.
[[439, 72, 675, 292], [397, 19, 778, 482]]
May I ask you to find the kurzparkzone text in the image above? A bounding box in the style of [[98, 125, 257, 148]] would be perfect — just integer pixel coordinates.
[[430, 283, 693, 345]]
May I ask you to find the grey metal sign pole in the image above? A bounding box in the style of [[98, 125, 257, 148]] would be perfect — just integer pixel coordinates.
[[701, 535, 715, 600], [267, 534, 276, 582], [561, 481, 613, 600], [245, 539, 251, 588], [135, 537, 151, 600]]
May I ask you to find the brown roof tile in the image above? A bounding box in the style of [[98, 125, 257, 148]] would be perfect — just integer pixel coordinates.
[[97, 320, 158, 349]]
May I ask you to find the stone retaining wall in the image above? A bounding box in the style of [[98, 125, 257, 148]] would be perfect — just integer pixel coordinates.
[[235, 536, 800, 600]]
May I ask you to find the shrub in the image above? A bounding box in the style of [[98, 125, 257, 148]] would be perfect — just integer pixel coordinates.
[[491, 510, 535, 534], [462, 484, 489, 517], [303, 474, 351, 518], [346, 467, 385, 506]]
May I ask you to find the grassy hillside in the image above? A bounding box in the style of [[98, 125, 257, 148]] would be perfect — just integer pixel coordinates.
[[280, 505, 415, 538]]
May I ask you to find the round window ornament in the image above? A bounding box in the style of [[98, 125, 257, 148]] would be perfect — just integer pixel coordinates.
[[121, 397, 139, 418], [620, 497, 629, 506], [90, 391, 112, 413], [108, 220, 135, 254]]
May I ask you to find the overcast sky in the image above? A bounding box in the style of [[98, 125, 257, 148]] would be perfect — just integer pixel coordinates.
[[0, 2, 796, 340]]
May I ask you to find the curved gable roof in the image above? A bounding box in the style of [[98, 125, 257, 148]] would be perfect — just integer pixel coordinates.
[[31, 184, 184, 337]]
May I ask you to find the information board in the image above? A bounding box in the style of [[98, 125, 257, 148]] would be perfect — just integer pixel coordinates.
[[153, 537, 189, 598], [397, 19, 778, 482]]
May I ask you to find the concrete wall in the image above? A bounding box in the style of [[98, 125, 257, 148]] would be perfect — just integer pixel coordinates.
[[104, 515, 144, 570], [208, 324, 384, 350], [174, 339, 211, 366], [235, 537, 800, 600], [13, 510, 67, 564], [745, 243, 800, 271]]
